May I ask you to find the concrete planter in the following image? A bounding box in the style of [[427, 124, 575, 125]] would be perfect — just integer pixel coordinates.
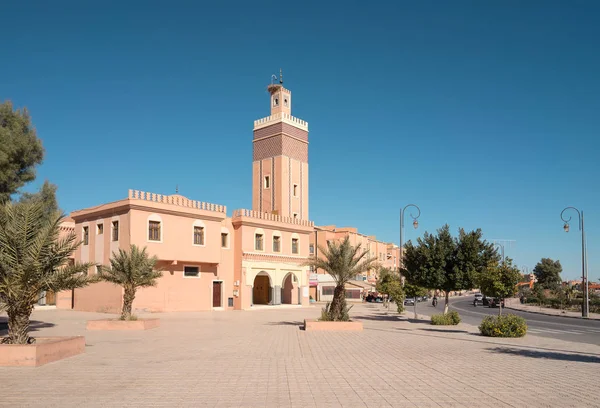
[[0, 336, 85, 367], [86, 318, 160, 331], [304, 319, 363, 331]]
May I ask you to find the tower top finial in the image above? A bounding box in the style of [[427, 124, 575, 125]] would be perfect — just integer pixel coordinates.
[[279, 68, 283, 84], [175, 184, 179, 194]]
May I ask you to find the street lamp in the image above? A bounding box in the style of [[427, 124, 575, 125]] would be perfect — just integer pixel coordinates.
[[399, 204, 421, 272], [494, 243, 505, 263], [560, 207, 589, 318]]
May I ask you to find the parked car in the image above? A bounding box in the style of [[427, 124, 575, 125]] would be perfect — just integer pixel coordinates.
[[487, 297, 504, 308], [404, 297, 416, 306], [473, 293, 483, 306]]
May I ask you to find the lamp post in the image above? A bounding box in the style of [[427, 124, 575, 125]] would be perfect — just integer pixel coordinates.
[[494, 243, 505, 263], [561, 207, 589, 318], [399, 204, 421, 273]]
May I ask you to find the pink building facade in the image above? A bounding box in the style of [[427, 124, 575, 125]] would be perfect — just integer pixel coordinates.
[[57, 76, 399, 313]]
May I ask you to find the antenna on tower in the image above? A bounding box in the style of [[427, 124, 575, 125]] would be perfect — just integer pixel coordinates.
[[279, 68, 283, 84], [175, 184, 179, 194]]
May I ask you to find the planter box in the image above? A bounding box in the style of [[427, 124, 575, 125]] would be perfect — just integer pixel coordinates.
[[304, 319, 363, 331], [86, 318, 160, 331], [0, 336, 85, 367]]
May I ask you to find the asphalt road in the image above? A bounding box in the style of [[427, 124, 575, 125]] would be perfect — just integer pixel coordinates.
[[411, 295, 600, 346]]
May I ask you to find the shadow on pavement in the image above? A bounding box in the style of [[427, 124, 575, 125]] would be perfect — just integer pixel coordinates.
[[265, 321, 303, 327], [488, 347, 600, 363], [353, 314, 403, 322], [407, 317, 431, 324], [419, 328, 469, 334], [0, 319, 56, 335]]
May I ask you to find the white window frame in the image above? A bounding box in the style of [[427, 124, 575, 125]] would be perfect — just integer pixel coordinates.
[[147, 214, 163, 243], [192, 220, 206, 247], [183, 265, 200, 279]]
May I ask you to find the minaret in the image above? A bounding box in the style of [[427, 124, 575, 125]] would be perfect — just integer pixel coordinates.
[[252, 70, 309, 220]]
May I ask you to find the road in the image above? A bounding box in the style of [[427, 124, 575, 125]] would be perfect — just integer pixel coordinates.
[[411, 295, 600, 346]]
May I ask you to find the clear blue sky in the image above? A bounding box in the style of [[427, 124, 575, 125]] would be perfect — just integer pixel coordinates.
[[2, 1, 599, 281]]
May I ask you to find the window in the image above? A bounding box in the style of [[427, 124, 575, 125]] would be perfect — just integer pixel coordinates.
[[293, 184, 298, 197], [96, 265, 101, 275], [292, 238, 299, 254], [284, 98, 288, 107], [112, 221, 119, 241], [83, 226, 89, 245], [194, 226, 205, 245], [264, 176, 270, 189], [309, 244, 315, 255], [293, 213, 298, 219], [273, 97, 279, 106], [345, 290, 361, 299], [273, 236, 281, 252], [184, 266, 200, 278], [221, 232, 228, 248], [148, 221, 161, 241], [97, 223, 103, 235], [322, 286, 335, 296], [255, 233, 264, 251]]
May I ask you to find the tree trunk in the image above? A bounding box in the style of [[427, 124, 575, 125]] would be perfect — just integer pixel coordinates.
[[329, 285, 346, 321], [2, 305, 35, 344], [498, 301, 502, 316], [444, 292, 449, 315], [121, 286, 136, 320]]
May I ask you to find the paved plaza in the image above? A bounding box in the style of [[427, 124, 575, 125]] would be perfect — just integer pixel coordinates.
[[2, 303, 600, 407]]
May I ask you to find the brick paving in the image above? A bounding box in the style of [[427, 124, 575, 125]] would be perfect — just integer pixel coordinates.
[[2, 303, 600, 407]]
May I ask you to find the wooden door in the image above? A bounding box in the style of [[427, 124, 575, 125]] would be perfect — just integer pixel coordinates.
[[213, 282, 222, 308]]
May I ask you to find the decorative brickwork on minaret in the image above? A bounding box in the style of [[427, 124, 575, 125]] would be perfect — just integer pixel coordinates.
[[252, 75, 309, 220]]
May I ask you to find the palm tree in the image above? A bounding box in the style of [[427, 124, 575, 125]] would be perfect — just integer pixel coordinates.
[[98, 245, 162, 320], [304, 236, 376, 321], [0, 202, 93, 344]]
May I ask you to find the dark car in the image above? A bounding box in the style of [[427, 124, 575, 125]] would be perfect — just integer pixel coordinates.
[[487, 297, 505, 308]]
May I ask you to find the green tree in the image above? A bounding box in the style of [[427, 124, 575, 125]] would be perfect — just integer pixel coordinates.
[[18, 180, 59, 220], [98, 245, 162, 320], [404, 281, 428, 319], [533, 258, 562, 289], [376, 268, 405, 313], [0, 101, 45, 203], [402, 224, 498, 314], [476, 258, 521, 316], [304, 237, 377, 321], [0, 201, 93, 344]]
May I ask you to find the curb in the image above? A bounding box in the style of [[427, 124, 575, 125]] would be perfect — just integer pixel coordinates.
[[504, 303, 600, 321]]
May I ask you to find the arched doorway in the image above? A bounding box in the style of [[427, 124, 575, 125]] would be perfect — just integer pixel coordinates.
[[282, 272, 299, 305], [253, 272, 272, 305]]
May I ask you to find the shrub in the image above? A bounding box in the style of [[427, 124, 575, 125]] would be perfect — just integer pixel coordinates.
[[431, 311, 461, 325], [479, 314, 527, 338]]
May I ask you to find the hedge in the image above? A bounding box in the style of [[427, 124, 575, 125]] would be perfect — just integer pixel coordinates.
[[431, 311, 461, 325], [479, 314, 527, 337]]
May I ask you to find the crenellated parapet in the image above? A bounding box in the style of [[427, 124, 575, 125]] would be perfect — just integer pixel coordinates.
[[128, 190, 226, 213], [254, 112, 308, 132], [232, 209, 314, 227]]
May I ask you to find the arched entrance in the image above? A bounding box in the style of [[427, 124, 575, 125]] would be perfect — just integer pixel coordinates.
[[253, 272, 272, 305], [282, 272, 299, 305]]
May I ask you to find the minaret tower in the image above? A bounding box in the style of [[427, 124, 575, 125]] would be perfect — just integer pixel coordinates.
[[252, 70, 309, 220]]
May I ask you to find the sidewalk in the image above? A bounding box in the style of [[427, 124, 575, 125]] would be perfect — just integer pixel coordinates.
[[504, 297, 600, 320], [1, 304, 600, 407]]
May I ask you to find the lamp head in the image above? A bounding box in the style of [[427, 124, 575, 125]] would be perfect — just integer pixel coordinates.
[[413, 219, 419, 229], [563, 223, 570, 233]]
